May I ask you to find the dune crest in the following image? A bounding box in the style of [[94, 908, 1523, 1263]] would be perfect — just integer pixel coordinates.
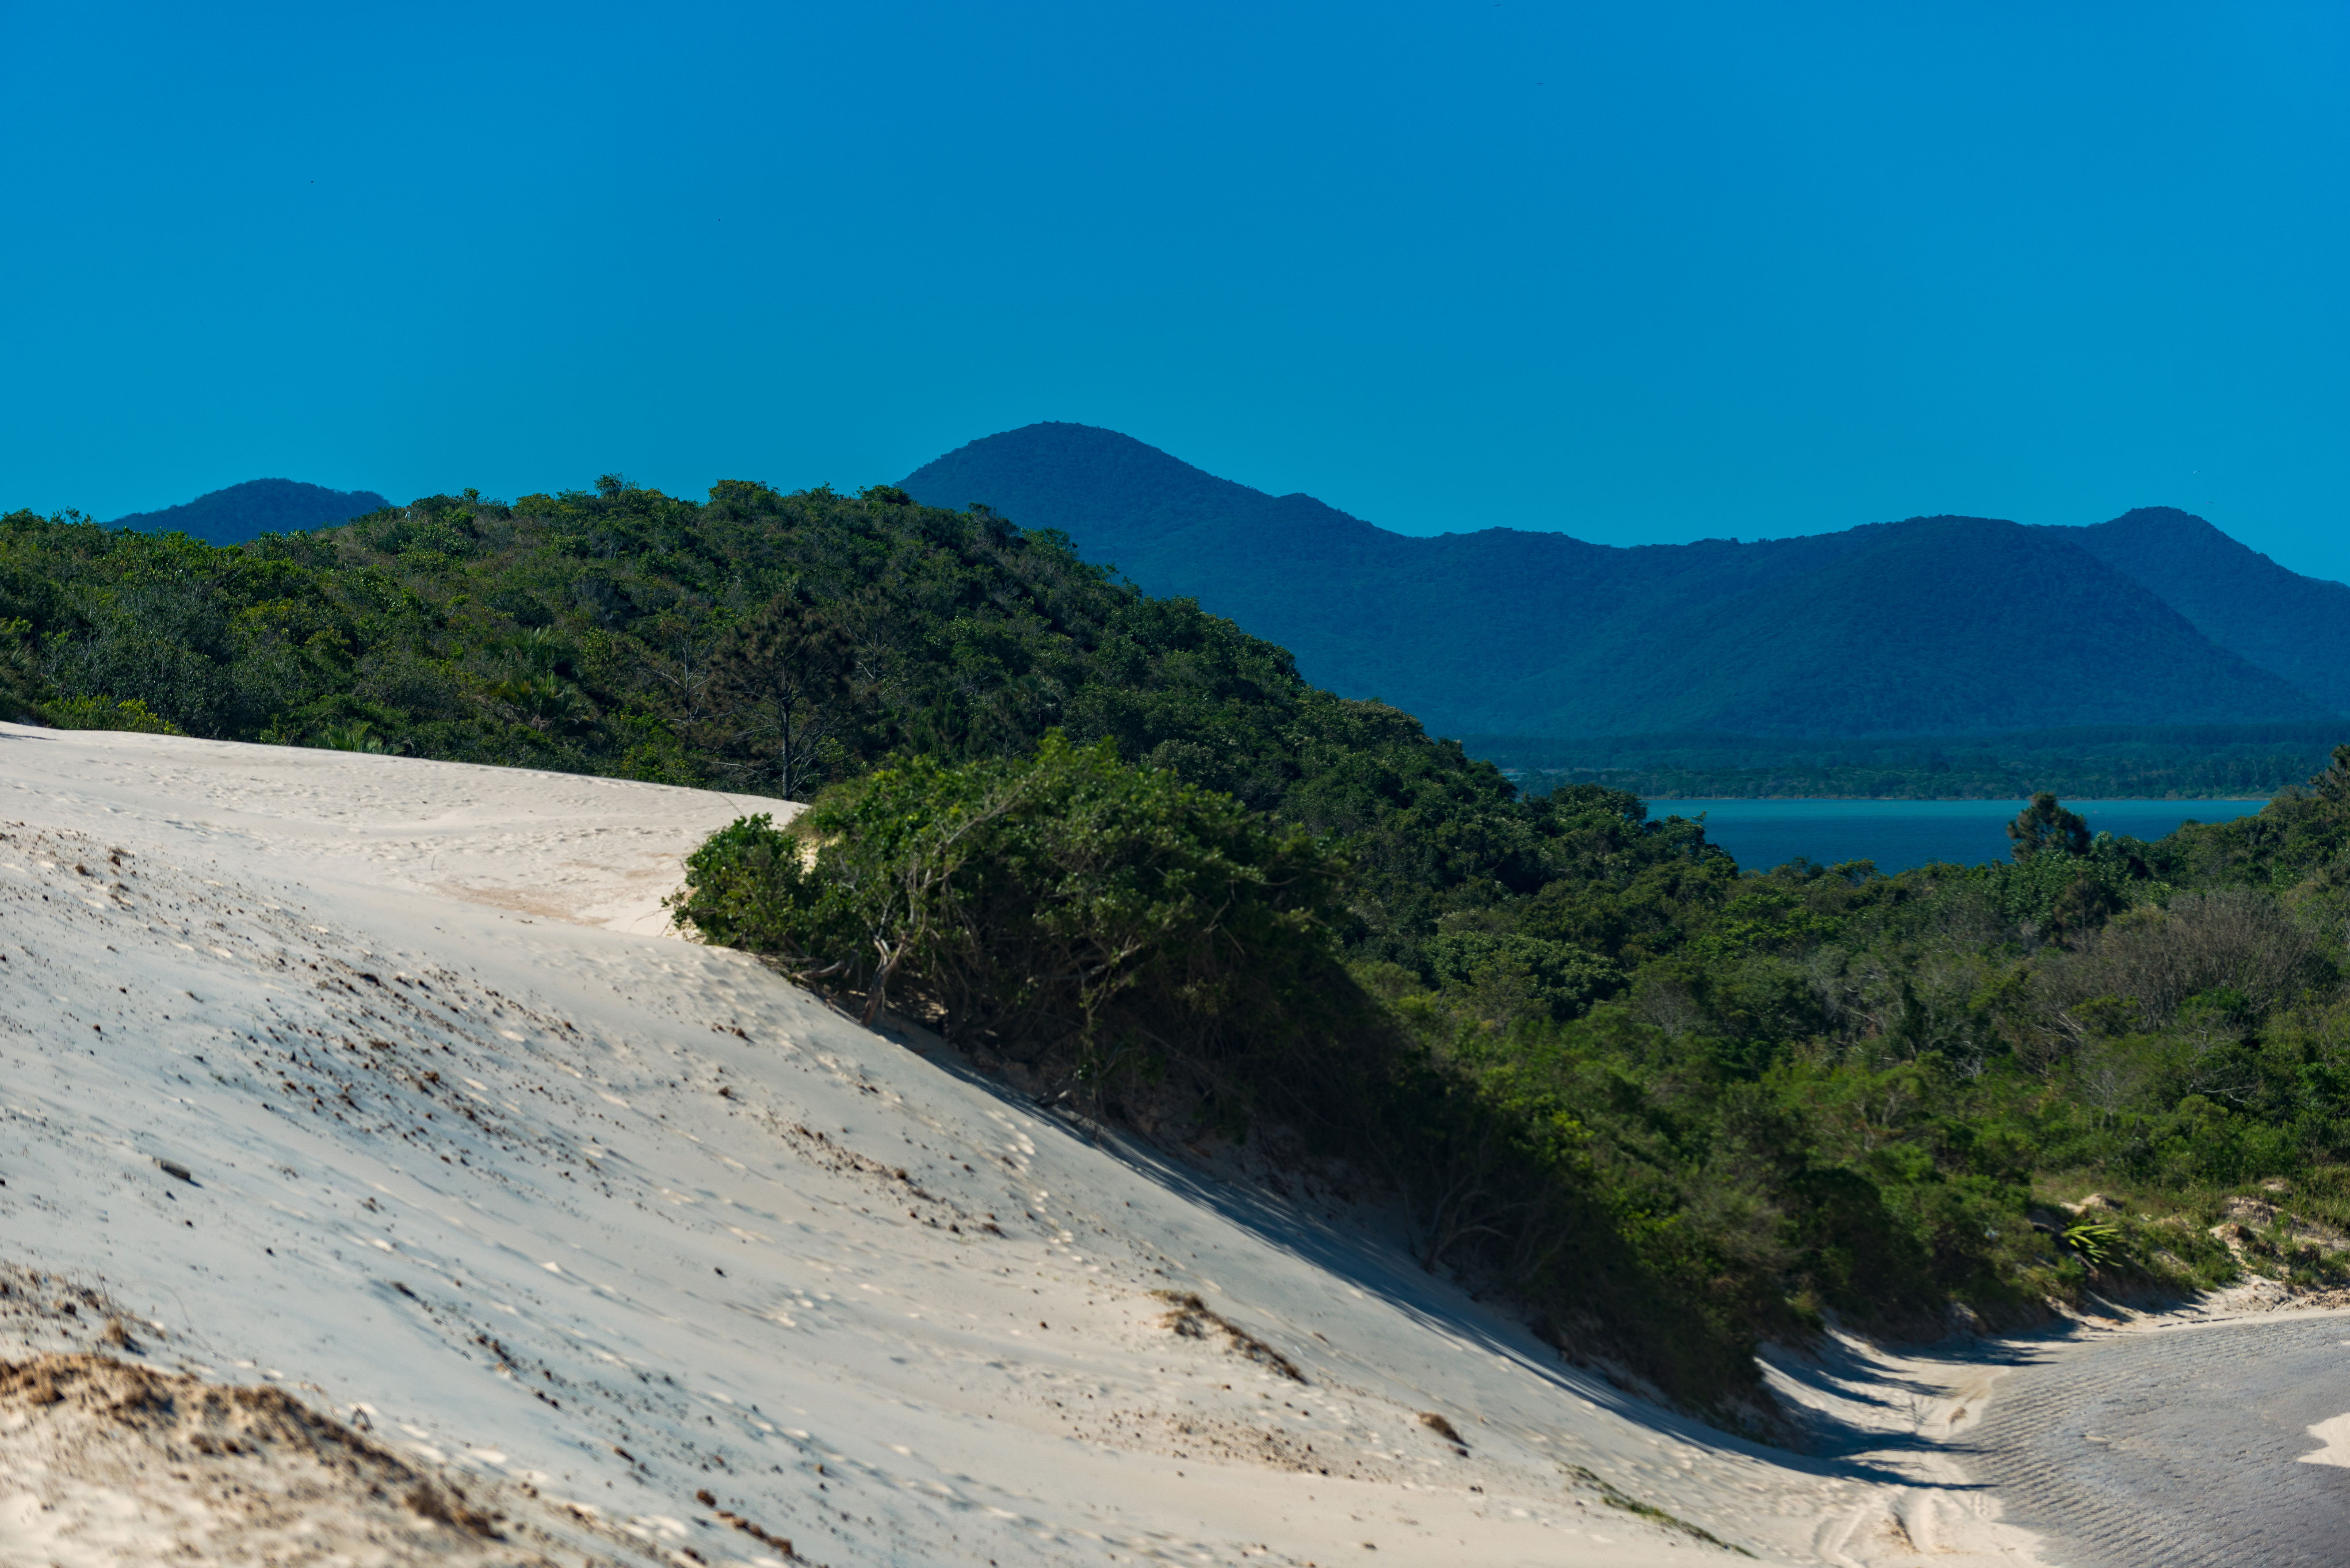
[[0, 723, 2053, 1565]]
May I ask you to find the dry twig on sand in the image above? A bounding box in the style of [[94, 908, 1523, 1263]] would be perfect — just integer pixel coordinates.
[[1152, 1291, 1306, 1382]]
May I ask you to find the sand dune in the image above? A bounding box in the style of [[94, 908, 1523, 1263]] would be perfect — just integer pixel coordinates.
[[0, 723, 2059, 1566]]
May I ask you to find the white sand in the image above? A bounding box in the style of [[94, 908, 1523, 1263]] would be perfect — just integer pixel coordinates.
[[0, 723, 2060, 1566]]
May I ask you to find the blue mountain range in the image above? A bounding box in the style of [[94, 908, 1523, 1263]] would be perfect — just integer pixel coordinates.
[[907, 423, 2350, 739]]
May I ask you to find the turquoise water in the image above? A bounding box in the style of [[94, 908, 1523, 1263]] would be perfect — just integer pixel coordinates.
[[1659, 797, 2269, 874]]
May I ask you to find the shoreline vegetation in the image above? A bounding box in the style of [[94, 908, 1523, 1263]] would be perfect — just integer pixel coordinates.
[[1467, 726, 2340, 802], [1520, 782, 2278, 802], [1518, 778, 2279, 802], [14, 482, 2350, 1418]]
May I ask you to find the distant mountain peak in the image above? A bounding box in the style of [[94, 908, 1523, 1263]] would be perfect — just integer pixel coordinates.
[[906, 423, 1382, 557], [111, 478, 391, 547], [2065, 504, 2350, 708], [905, 424, 2350, 736]]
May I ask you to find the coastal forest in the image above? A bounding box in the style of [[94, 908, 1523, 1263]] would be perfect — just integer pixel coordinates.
[[9, 480, 2350, 1415], [1477, 727, 2342, 801]]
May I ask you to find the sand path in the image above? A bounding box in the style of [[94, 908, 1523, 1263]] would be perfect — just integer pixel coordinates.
[[1958, 1306, 2350, 1565]]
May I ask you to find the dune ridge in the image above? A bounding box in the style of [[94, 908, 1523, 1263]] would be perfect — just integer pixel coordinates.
[[0, 724, 2055, 1565]]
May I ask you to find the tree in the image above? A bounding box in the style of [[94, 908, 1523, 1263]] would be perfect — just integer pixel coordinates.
[[2314, 743, 2350, 811], [2008, 791, 2090, 861], [486, 627, 589, 734], [637, 610, 730, 737], [709, 590, 855, 800], [669, 733, 1359, 1092]]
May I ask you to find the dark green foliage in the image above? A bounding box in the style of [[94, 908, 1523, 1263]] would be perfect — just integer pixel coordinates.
[[680, 740, 1781, 1406], [22, 474, 2350, 1412], [46, 694, 183, 734], [1976, 828, 2146, 939], [1421, 931, 1621, 1022], [2317, 744, 2350, 811], [0, 482, 1510, 841], [0, 482, 1584, 982], [2008, 792, 2091, 860], [1485, 724, 2346, 800], [707, 591, 856, 798], [672, 734, 1361, 1103]]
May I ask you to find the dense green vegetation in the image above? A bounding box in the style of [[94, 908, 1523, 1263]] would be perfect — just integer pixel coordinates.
[[673, 735, 1364, 1118], [1513, 760, 2295, 800], [1473, 725, 2339, 801], [14, 481, 2350, 1418]]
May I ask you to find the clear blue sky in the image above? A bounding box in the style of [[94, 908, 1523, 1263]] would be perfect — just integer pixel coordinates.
[[6, 3, 2348, 575]]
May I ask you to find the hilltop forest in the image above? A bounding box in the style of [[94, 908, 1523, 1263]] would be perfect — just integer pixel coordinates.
[[10, 481, 2350, 1415]]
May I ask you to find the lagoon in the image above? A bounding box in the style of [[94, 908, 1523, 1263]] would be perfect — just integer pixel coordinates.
[[1658, 797, 2268, 875]]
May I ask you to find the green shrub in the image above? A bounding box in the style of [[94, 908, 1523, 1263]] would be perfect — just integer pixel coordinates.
[[677, 736, 1788, 1409], [673, 733, 1365, 1111], [23, 479, 2350, 1412], [44, 694, 183, 735]]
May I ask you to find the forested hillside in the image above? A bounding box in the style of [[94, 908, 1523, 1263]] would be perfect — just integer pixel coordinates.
[[0, 480, 1550, 954], [2065, 507, 2350, 712], [15, 481, 2350, 1416], [904, 424, 2345, 739], [110, 477, 390, 546]]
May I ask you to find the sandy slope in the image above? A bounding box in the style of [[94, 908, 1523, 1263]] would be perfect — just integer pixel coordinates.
[[0, 724, 2058, 1567]]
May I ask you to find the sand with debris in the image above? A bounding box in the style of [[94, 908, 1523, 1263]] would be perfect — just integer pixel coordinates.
[[0, 721, 2068, 1566]]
